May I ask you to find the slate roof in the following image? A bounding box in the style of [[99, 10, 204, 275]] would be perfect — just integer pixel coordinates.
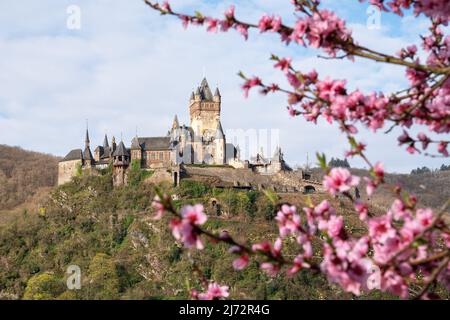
[[112, 141, 129, 157], [101, 146, 112, 159], [198, 78, 213, 101], [60, 149, 83, 162], [83, 146, 94, 160], [137, 137, 171, 151], [215, 121, 224, 138]]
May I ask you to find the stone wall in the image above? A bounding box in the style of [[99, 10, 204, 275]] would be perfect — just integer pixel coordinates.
[[57, 159, 81, 186], [182, 165, 323, 192]]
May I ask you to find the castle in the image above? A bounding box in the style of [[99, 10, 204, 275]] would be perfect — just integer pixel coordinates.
[[58, 78, 291, 187]]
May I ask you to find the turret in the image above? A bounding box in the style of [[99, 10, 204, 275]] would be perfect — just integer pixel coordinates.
[[194, 87, 201, 101], [215, 121, 225, 139], [172, 115, 180, 130], [103, 134, 109, 149], [83, 128, 94, 166], [111, 136, 117, 153], [112, 140, 130, 187], [213, 87, 221, 102]]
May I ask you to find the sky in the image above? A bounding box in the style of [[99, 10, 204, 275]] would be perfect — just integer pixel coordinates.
[[0, 0, 448, 173]]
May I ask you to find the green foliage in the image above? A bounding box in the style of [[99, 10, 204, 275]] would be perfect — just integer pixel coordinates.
[[86, 253, 120, 300], [127, 159, 154, 187], [178, 180, 210, 198], [23, 272, 65, 300], [75, 161, 82, 177]]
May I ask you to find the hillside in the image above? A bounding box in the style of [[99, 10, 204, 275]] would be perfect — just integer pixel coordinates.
[[0, 170, 395, 300], [0, 146, 448, 300], [310, 168, 450, 210], [0, 145, 59, 211]]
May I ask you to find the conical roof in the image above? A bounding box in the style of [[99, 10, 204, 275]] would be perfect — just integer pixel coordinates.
[[131, 136, 141, 149], [103, 134, 109, 148], [172, 115, 179, 129], [83, 146, 93, 160], [215, 121, 225, 138], [113, 141, 128, 157], [198, 77, 213, 101]]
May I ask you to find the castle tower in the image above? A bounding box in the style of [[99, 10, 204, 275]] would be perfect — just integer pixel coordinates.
[[112, 140, 130, 187], [214, 121, 226, 164], [189, 78, 223, 164]]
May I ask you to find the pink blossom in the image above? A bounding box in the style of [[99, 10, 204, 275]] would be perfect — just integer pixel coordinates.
[[364, 177, 377, 197], [437, 141, 449, 156], [381, 269, 409, 299], [151, 195, 165, 220], [258, 14, 272, 32], [321, 243, 373, 296], [235, 23, 249, 40], [258, 14, 282, 32], [354, 200, 369, 221], [415, 208, 434, 228], [274, 57, 292, 74], [286, 72, 301, 89], [232, 255, 249, 270], [290, 19, 308, 45], [287, 255, 311, 275], [206, 18, 219, 32], [417, 132, 431, 149], [316, 77, 347, 100], [287, 106, 297, 117], [368, 215, 395, 241], [373, 162, 385, 179], [325, 215, 344, 238], [242, 77, 262, 98], [275, 204, 301, 237], [181, 204, 207, 225], [169, 219, 204, 249], [161, 1, 171, 12], [260, 262, 280, 277], [323, 167, 360, 195], [224, 5, 235, 20], [197, 282, 230, 300]]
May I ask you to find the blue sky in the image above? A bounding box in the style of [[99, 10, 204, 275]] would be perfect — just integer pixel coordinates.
[[0, 0, 448, 173]]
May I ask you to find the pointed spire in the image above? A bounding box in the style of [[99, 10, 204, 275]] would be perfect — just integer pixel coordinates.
[[215, 121, 225, 139], [214, 87, 221, 97], [85, 121, 90, 148], [113, 140, 129, 157], [172, 115, 179, 129], [131, 136, 141, 149], [199, 77, 213, 100], [103, 134, 109, 148]]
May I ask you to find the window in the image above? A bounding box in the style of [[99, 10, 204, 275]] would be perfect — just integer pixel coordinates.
[[159, 152, 163, 160]]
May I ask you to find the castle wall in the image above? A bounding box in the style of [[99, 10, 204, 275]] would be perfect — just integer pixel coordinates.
[[183, 165, 323, 192], [143, 150, 171, 168], [58, 159, 81, 185]]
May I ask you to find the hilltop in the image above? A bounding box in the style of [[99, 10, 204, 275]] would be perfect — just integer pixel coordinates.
[[0, 145, 59, 214]]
